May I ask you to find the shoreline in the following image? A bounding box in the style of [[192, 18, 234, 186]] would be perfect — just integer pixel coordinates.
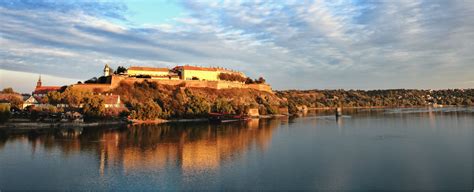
[[0, 120, 125, 130], [306, 105, 464, 110], [1, 105, 467, 131], [0, 114, 284, 131]]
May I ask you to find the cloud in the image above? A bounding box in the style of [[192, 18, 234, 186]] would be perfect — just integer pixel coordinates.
[[0, 1, 473, 91]]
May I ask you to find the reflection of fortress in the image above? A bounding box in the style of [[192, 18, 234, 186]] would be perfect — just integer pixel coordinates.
[[0, 118, 285, 177], [97, 119, 281, 175]]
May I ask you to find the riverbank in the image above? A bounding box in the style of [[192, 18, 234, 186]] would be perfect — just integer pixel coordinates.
[[306, 104, 463, 110], [0, 120, 125, 130], [0, 114, 288, 132]]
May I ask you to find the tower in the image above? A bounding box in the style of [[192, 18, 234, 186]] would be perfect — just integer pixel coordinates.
[[104, 64, 111, 76], [36, 75, 42, 88]]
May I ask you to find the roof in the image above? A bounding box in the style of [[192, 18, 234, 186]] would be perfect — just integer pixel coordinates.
[[175, 65, 218, 72], [128, 66, 169, 72], [23, 96, 39, 104], [33, 86, 61, 94], [103, 95, 120, 104]]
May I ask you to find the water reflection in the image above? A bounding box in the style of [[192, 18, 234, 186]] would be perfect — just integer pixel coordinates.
[[0, 118, 283, 177], [0, 107, 472, 190]]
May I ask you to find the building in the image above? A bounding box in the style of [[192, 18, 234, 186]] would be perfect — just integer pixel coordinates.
[[172, 65, 246, 81], [22, 95, 39, 109], [103, 94, 123, 108], [127, 66, 170, 77], [104, 64, 111, 76], [32, 75, 61, 97]]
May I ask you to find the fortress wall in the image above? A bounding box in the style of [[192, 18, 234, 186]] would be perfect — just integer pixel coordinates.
[[71, 84, 113, 92], [215, 81, 246, 89], [246, 84, 273, 93]]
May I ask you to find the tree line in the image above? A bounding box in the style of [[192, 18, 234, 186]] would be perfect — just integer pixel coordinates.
[[276, 89, 474, 111]]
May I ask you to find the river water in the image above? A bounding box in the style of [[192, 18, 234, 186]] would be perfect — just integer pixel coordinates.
[[0, 107, 472, 191]]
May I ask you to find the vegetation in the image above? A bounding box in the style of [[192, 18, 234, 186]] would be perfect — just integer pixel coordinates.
[[1, 88, 15, 94], [115, 66, 127, 74], [218, 73, 247, 82], [84, 76, 110, 84], [42, 87, 125, 120], [276, 89, 474, 109], [0, 103, 11, 123], [0, 87, 23, 109], [112, 80, 283, 120], [245, 77, 266, 84]]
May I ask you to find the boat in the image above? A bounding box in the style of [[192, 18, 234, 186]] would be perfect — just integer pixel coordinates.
[[208, 113, 251, 123]]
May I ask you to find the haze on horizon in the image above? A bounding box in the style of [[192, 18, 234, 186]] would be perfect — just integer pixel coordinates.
[[0, 0, 473, 93]]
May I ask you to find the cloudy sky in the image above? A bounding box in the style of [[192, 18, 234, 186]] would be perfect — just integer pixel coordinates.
[[0, 0, 473, 93]]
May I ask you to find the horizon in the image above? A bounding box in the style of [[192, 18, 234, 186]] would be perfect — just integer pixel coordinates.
[[1, 1, 473, 93], [1, 68, 471, 95]]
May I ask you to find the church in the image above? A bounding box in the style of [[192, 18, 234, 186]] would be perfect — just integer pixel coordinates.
[[32, 75, 62, 97]]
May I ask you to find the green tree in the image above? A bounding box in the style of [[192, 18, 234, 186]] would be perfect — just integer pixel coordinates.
[[1, 88, 14, 94], [115, 66, 127, 74], [62, 87, 88, 108], [0, 104, 11, 123], [82, 95, 105, 118], [46, 91, 63, 105], [184, 89, 210, 117], [212, 98, 234, 114]]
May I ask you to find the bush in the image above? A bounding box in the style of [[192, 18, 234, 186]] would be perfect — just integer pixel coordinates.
[[129, 100, 163, 120], [218, 73, 246, 82], [0, 104, 11, 123]]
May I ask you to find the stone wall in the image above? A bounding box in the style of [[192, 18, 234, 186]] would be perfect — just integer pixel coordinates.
[[71, 83, 113, 93]]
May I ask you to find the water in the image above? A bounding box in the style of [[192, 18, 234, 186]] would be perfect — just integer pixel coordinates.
[[0, 107, 472, 191]]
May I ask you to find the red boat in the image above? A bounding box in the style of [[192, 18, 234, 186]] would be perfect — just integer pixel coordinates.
[[208, 113, 251, 123]]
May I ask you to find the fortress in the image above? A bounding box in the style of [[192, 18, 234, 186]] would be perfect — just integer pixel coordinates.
[[72, 64, 272, 93]]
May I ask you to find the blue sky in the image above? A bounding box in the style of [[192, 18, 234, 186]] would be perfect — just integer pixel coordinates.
[[0, 0, 473, 93]]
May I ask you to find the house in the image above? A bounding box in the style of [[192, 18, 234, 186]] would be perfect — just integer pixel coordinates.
[[22, 96, 39, 109], [32, 76, 61, 97], [103, 94, 123, 108]]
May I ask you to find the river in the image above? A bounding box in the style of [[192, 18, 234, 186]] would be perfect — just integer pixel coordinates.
[[0, 107, 472, 190]]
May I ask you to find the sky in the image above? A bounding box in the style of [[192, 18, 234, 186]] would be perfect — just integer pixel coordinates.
[[0, 0, 473, 93]]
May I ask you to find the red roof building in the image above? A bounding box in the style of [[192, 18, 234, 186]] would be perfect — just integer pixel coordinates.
[[32, 76, 61, 97]]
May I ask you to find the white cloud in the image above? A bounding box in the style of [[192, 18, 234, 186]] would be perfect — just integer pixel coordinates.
[[0, 1, 473, 90]]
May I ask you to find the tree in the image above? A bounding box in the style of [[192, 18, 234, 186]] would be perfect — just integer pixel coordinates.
[[184, 89, 210, 117], [1, 88, 14, 94], [82, 95, 105, 118], [255, 77, 266, 84], [129, 100, 162, 120], [115, 66, 127, 74], [85, 77, 98, 84], [0, 104, 11, 123], [62, 87, 88, 108], [46, 91, 63, 105], [245, 77, 254, 84], [212, 98, 234, 114]]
